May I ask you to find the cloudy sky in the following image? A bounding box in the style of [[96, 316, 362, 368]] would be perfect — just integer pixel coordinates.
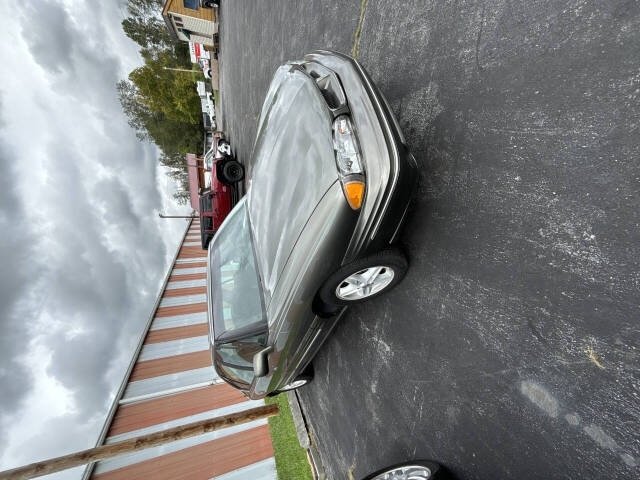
[[0, 0, 192, 477]]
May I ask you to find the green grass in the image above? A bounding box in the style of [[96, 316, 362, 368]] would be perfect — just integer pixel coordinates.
[[213, 90, 220, 105], [264, 394, 314, 480]]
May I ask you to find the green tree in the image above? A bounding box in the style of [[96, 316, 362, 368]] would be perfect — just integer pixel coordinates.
[[118, 0, 206, 204], [117, 79, 202, 153], [116, 79, 153, 142], [122, 17, 171, 50], [126, 0, 164, 17], [129, 50, 202, 124], [117, 78, 202, 205], [122, 0, 173, 50]]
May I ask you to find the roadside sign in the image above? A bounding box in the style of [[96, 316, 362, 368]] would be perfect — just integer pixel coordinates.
[[189, 42, 209, 64], [189, 42, 197, 63], [196, 81, 207, 98]]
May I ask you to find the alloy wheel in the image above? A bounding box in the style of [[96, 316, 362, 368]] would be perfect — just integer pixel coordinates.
[[335, 266, 395, 301], [281, 379, 308, 391], [369, 465, 433, 480]]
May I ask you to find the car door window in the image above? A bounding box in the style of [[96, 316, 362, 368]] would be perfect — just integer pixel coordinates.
[[215, 335, 266, 386]]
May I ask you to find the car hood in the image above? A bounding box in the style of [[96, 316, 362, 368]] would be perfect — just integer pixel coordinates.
[[248, 65, 338, 302]]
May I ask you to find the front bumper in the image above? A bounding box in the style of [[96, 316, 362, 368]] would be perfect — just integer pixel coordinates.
[[302, 51, 417, 262]]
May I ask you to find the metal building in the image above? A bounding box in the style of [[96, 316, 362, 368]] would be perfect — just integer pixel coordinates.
[[83, 220, 277, 480], [162, 0, 218, 47]]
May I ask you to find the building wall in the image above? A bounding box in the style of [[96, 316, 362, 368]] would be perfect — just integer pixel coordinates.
[[165, 0, 216, 21], [88, 220, 277, 480], [164, 0, 218, 45], [189, 32, 217, 46], [181, 15, 218, 36]]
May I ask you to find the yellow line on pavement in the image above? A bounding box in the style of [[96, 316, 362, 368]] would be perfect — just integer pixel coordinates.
[[352, 0, 369, 58]]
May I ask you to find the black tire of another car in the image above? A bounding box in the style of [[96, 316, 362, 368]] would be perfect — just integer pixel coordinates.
[[318, 248, 408, 306], [220, 160, 244, 185]]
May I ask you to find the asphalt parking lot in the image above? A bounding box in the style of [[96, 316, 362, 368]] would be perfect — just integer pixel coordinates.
[[218, 1, 640, 479]]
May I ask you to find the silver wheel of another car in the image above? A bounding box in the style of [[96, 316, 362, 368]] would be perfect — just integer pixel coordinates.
[[336, 266, 395, 301], [362, 461, 442, 480], [368, 465, 433, 480], [281, 379, 308, 391], [275, 370, 313, 394]]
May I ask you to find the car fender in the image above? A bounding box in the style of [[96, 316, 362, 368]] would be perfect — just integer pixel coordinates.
[[251, 182, 358, 397]]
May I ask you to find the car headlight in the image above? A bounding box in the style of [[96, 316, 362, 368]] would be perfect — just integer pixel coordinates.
[[332, 115, 365, 210]]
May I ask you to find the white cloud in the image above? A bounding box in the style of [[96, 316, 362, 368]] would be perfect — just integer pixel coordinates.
[[0, 0, 194, 476]]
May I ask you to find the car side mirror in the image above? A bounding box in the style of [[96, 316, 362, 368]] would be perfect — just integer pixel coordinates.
[[253, 346, 273, 378]]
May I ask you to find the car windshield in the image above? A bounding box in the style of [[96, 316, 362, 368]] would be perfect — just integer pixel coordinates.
[[209, 201, 265, 337]]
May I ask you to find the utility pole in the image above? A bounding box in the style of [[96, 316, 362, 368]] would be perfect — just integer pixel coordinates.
[[158, 213, 199, 219], [0, 404, 279, 480], [163, 66, 199, 74]]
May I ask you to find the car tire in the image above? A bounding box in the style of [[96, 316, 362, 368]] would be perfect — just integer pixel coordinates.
[[220, 159, 244, 185], [318, 248, 408, 306]]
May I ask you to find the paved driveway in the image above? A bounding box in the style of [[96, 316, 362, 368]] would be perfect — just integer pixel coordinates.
[[218, 1, 640, 478]]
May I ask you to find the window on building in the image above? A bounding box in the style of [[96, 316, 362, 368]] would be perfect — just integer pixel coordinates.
[[183, 0, 198, 10], [173, 15, 182, 22]]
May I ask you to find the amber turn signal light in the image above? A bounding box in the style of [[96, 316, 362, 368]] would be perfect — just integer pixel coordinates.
[[344, 181, 365, 210]]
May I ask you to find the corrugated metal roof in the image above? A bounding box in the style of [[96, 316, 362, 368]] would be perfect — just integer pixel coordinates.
[[81, 219, 193, 480], [83, 218, 276, 480]]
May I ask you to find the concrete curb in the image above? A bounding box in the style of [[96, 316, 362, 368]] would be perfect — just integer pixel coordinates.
[[287, 391, 327, 480]]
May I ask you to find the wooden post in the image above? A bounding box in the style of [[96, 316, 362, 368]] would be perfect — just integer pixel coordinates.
[[0, 404, 278, 480]]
